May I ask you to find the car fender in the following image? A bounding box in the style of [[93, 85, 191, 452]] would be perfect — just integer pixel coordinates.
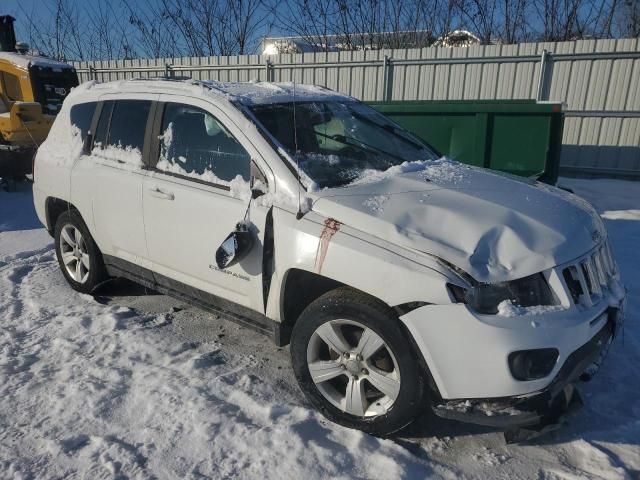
[[267, 207, 456, 321]]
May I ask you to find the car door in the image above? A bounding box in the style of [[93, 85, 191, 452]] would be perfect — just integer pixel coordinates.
[[142, 96, 272, 312], [71, 95, 156, 266]]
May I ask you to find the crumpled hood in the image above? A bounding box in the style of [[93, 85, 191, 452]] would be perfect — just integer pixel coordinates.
[[311, 162, 605, 283]]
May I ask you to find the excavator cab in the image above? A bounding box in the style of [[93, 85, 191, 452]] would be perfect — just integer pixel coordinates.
[[0, 15, 78, 186]]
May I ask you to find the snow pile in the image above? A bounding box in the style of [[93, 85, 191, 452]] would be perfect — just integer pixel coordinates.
[[349, 157, 466, 187], [363, 195, 390, 212], [496, 300, 567, 317], [1, 177, 639, 479], [155, 157, 233, 185], [0, 218, 440, 478], [159, 120, 174, 149], [229, 176, 252, 201], [92, 144, 143, 168], [35, 122, 84, 168]]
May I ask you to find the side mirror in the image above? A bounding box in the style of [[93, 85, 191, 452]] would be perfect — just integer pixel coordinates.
[[82, 132, 93, 155], [215, 222, 255, 269]]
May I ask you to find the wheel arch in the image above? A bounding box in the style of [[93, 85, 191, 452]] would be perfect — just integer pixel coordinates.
[[45, 197, 77, 234], [278, 267, 443, 399], [278, 268, 346, 346]]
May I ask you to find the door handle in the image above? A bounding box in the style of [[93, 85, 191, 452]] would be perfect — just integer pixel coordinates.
[[148, 186, 175, 200]]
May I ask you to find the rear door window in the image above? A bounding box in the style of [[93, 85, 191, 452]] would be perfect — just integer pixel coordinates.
[[156, 103, 250, 184], [70, 102, 97, 143], [107, 100, 151, 152], [93, 99, 151, 166]]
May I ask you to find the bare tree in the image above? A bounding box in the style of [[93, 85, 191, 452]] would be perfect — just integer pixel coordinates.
[[531, 0, 584, 40], [85, 1, 134, 60], [160, 0, 275, 56], [13, 0, 639, 61], [20, 0, 86, 60], [454, 0, 499, 44], [500, 0, 529, 43], [618, 0, 640, 36], [583, 0, 620, 38], [122, 0, 181, 58], [279, 0, 339, 51], [277, 0, 458, 51]]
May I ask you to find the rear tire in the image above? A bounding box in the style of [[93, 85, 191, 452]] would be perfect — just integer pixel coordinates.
[[54, 210, 107, 293], [290, 287, 426, 436]]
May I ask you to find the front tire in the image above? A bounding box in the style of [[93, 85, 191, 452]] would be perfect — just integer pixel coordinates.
[[54, 210, 107, 294], [290, 287, 426, 435]]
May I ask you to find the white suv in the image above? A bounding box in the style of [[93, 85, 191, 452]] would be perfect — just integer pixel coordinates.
[[33, 79, 626, 438]]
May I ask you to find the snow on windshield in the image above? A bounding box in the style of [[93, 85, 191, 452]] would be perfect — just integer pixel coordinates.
[[249, 100, 439, 189]]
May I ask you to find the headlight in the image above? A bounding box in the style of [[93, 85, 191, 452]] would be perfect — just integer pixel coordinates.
[[465, 273, 557, 314]]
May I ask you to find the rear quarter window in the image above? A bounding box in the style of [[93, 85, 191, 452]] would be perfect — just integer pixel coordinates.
[[70, 102, 97, 143]]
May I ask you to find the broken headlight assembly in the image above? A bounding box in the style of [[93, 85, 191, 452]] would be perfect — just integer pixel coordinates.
[[452, 273, 558, 315]]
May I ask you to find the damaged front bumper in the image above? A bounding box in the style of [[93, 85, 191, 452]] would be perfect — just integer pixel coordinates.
[[432, 306, 623, 441]]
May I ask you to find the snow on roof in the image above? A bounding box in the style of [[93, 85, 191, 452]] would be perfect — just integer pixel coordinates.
[[81, 78, 353, 106], [0, 51, 74, 71], [204, 81, 353, 105]]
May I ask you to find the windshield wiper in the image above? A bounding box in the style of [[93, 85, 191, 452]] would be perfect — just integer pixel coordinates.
[[315, 130, 407, 163], [350, 110, 426, 151]]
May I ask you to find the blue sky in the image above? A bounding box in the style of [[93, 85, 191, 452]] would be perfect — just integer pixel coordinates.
[[3, 0, 278, 42]]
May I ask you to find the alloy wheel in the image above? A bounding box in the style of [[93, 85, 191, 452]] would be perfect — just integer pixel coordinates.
[[306, 319, 401, 417], [59, 224, 91, 284]]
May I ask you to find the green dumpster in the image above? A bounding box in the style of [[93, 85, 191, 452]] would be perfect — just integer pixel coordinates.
[[369, 100, 564, 185]]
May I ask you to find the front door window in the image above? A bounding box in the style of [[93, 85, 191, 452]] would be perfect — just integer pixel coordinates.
[[156, 103, 251, 185]]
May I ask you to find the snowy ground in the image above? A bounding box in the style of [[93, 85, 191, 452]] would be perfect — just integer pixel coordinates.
[[0, 178, 638, 479]]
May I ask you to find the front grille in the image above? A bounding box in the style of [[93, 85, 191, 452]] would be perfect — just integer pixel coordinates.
[[561, 241, 617, 307]]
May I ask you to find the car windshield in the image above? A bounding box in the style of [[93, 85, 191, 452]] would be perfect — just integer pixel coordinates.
[[248, 100, 438, 188]]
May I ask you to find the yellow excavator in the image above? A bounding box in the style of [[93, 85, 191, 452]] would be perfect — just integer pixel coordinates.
[[0, 15, 78, 187]]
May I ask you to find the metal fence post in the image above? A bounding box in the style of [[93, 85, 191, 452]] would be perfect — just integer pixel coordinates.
[[89, 65, 96, 81], [265, 58, 273, 82], [536, 49, 550, 102], [381, 55, 390, 101], [165, 63, 173, 78]]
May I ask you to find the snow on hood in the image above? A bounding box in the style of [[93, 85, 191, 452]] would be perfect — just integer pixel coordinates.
[[311, 160, 605, 283]]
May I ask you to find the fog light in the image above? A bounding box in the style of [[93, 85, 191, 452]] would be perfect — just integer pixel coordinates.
[[508, 348, 559, 381]]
